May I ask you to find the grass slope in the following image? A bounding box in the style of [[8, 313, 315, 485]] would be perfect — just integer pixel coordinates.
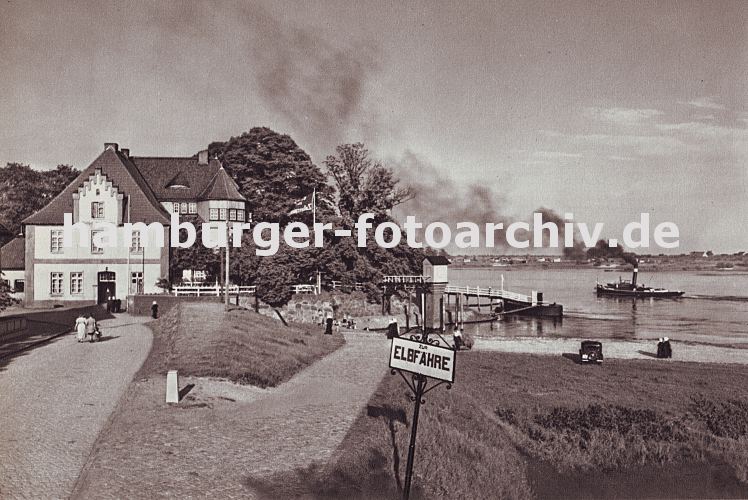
[[149, 302, 344, 387], [250, 351, 748, 499]]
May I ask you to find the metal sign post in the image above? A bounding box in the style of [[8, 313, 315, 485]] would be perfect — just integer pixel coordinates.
[[389, 331, 456, 500]]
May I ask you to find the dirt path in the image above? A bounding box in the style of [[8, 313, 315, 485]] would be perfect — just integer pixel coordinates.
[[73, 330, 390, 498], [474, 337, 748, 364], [0, 314, 152, 499]]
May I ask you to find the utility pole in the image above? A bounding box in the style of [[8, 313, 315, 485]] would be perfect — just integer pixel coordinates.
[[225, 220, 230, 310]]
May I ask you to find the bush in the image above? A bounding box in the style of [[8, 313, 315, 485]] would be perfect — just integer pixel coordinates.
[[689, 397, 748, 438]]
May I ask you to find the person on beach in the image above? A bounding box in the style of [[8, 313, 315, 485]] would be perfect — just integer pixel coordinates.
[[75, 314, 87, 342], [85, 314, 98, 342], [656, 337, 673, 359], [387, 318, 399, 339], [662, 337, 672, 358]]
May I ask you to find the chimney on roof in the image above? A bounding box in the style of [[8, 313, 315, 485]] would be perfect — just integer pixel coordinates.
[[104, 142, 119, 151], [198, 149, 209, 165], [120, 148, 130, 158]]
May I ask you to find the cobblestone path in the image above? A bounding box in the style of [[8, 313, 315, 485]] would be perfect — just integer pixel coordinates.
[[73, 330, 391, 498], [0, 315, 152, 499]]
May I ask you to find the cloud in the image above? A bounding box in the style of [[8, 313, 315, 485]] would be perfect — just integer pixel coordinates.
[[540, 130, 691, 156], [531, 151, 584, 160], [583, 107, 663, 124], [681, 97, 726, 110], [607, 155, 637, 161]]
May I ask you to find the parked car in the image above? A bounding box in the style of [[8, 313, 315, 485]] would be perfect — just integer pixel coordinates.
[[579, 340, 603, 364]]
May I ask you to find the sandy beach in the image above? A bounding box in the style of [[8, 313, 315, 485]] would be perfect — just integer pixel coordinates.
[[474, 337, 748, 364]]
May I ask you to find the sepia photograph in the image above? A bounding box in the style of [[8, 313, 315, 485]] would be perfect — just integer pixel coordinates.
[[0, 1, 747, 498]]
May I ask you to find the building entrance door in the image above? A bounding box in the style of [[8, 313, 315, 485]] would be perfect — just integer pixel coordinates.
[[97, 271, 116, 304]]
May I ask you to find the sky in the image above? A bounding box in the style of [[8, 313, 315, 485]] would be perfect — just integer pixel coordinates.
[[1, 0, 746, 253]]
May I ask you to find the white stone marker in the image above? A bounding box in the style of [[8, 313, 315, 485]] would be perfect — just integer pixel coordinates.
[[166, 370, 179, 403]]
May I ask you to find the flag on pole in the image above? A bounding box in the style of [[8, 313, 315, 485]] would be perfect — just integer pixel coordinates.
[[289, 191, 314, 215]]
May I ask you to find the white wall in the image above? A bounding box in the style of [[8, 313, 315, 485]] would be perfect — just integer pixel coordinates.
[[33, 262, 162, 302]]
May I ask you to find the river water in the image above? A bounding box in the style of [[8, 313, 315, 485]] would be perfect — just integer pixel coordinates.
[[449, 267, 748, 346]]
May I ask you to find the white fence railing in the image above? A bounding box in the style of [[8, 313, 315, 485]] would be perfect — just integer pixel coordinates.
[[382, 275, 426, 284], [173, 285, 256, 297], [444, 285, 531, 303], [292, 284, 317, 294]]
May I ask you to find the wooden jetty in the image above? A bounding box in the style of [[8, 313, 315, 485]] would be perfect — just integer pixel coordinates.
[[381, 275, 563, 319]]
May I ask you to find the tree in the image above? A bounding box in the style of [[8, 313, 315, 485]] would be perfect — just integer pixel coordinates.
[[0, 163, 79, 236], [169, 221, 221, 283], [207, 128, 333, 223], [0, 275, 17, 312], [324, 143, 413, 219]]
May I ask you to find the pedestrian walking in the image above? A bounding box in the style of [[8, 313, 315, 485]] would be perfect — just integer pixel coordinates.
[[85, 314, 99, 342], [151, 300, 159, 319], [75, 314, 87, 342]]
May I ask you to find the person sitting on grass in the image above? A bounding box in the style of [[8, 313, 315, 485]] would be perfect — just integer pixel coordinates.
[[453, 328, 464, 350], [386, 318, 399, 339]]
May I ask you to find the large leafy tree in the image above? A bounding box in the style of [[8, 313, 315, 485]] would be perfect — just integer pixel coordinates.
[[324, 143, 413, 220], [207, 127, 334, 223], [0, 163, 79, 236], [203, 132, 425, 305]]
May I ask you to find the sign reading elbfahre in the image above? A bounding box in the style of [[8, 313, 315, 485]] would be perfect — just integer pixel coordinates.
[[389, 336, 456, 383]]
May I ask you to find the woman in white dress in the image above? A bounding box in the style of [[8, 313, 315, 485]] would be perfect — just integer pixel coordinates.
[[75, 314, 87, 342]]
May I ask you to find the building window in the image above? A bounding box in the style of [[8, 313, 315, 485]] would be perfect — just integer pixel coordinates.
[[91, 201, 104, 219], [172, 202, 180, 214], [91, 230, 104, 254], [188, 202, 197, 214], [219, 208, 227, 221], [13, 279, 24, 293], [131, 272, 143, 294], [237, 209, 245, 222], [209, 208, 219, 221], [229, 209, 237, 221], [180, 202, 188, 214], [70, 272, 83, 294], [131, 230, 142, 252], [50, 272, 63, 295], [51, 230, 64, 253]]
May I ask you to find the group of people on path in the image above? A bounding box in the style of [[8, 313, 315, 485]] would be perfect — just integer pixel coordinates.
[[322, 312, 354, 335], [75, 314, 101, 343]]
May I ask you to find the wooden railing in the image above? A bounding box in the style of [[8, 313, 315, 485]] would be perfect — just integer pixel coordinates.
[[291, 284, 317, 294], [444, 285, 531, 303], [173, 285, 256, 297]]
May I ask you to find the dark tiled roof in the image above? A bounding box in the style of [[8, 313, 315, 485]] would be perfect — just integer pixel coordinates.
[[424, 255, 451, 265], [197, 167, 246, 201], [0, 237, 25, 270], [130, 157, 222, 201], [22, 148, 171, 225]]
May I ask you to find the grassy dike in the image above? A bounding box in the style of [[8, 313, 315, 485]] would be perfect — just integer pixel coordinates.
[[249, 351, 748, 499], [148, 302, 344, 387]]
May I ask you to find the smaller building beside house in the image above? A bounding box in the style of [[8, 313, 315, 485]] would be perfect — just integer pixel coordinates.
[[0, 237, 25, 298]]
